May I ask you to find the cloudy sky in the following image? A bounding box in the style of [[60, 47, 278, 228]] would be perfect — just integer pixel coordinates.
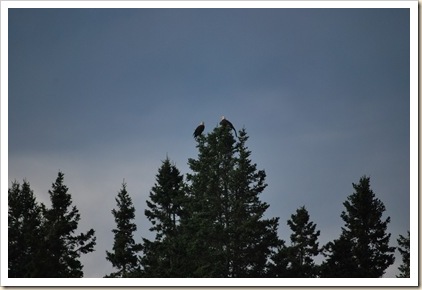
[[7, 6, 412, 279]]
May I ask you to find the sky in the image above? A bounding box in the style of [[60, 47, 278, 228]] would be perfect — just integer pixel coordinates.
[[7, 6, 412, 279]]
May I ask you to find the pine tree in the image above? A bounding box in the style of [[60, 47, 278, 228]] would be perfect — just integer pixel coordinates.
[[184, 126, 280, 277], [8, 180, 44, 277], [39, 171, 96, 277], [320, 235, 359, 277], [141, 157, 187, 277], [105, 181, 142, 278], [285, 206, 321, 277], [396, 231, 410, 278], [267, 241, 290, 278], [322, 176, 395, 277]]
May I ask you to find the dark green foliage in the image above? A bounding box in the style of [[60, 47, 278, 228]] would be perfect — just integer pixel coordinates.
[[39, 171, 96, 277], [183, 126, 280, 277], [8, 180, 44, 277], [268, 206, 321, 278], [396, 231, 410, 278], [8, 172, 96, 277], [286, 206, 321, 277], [267, 241, 290, 277], [320, 235, 359, 277], [105, 182, 142, 278], [141, 157, 187, 277], [321, 176, 395, 277], [9, 132, 401, 278]]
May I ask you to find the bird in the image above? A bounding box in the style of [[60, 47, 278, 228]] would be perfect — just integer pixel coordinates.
[[220, 116, 237, 138], [193, 121, 205, 138]]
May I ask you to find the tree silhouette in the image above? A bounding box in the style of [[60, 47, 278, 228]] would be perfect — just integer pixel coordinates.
[[8, 180, 44, 277], [322, 176, 395, 277], [105, 182, 142, 277], [320, 235, 359, 277], [141, 157, 187, 277], [285, 206, 321, 277], [39, 171, 96, 277], [183, 126, 280, 277], [396, 231, 410, 278]]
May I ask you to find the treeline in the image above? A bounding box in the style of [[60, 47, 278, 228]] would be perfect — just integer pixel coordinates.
[[8, 126, 410, 278]]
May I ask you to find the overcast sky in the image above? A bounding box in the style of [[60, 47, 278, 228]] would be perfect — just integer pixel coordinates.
[[8, 7, 411, 279]]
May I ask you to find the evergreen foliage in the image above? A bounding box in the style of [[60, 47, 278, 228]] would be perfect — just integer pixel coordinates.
[[8, 180, 44, 277], [8, 131, 402, 278], [396, 231, 410, 278], [267, 241, 290, 277], [105, 182, 142, 277], [321, 176, 395, 277], [285, 206, 321, 277], [183, 126, 280, 277], [141, 157, 187, 277], [39, 171, 96, 277], [320, 235, 359, 277]]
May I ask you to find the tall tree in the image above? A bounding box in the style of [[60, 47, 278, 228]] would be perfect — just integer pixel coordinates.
[[105, 182, 142, 278], [39, 171, 96, 277], [141, 157, 187, 277], [322, 176, 395, 277], [396, 231, 410, 278], [8, 180, 44, 277], [285, 206, 321, 277], [320, 235, 359, 277], [184, 126, 280, 277], [267, 241, 290, 278]]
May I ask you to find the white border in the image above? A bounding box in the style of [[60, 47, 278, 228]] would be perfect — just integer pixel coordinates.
[[2, 277, 419, 287], [1, 0, 418, 287], [408, 0, 419, 282], [0, 0, 9, 286], [0, 0, 418, 9]]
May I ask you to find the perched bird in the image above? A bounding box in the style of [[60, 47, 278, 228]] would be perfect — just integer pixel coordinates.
[[220, 116, 237, 138], [193, 121, 205, 138]]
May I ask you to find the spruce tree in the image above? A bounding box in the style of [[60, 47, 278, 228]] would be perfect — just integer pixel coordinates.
[[396, 231, 410, 278], [322, 176, 395, 277], [141, 157, 187, 277], [285, 206, 321, 277], [39, 171, 96, 277], [105, 182, 142, 278], [320, 235, 359, 277], [184, 126, 280, 277], [267, 241, 290, 278], [8, 180, 44, 277]]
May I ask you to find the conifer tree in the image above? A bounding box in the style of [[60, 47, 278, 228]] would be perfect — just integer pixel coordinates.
[[396, 231, 410, 278], [105, 182, 142, 278], [39, 171, 96, 277], [267, 241, 290, 278], [322, 176, 395, 277], [8, 180, 44, 277], [285, 206, 321, 277], [141, 157, 187, 277], [184, 126, 280, 277], [320, 235, 358, 277]]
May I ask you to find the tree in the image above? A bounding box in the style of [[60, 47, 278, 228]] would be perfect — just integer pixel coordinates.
[[141, 157, 187, 277], [285, 206, 321, 277], [8, 180, 44, 277], [267, 241, 290, 278], [321, 176, 395, 277], [39, 171, 96, 277], [320, 235, 359, 277], [184, 126, 280, 277], [396, 231, 410, 278], [105, 181, 142, 278]]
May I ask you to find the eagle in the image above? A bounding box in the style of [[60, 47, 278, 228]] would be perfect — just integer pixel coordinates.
[[220, 116, 237, 138], [193, 121, 205, 138]]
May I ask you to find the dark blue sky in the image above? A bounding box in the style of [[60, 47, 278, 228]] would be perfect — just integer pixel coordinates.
[[8, 7, 411, 278]]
